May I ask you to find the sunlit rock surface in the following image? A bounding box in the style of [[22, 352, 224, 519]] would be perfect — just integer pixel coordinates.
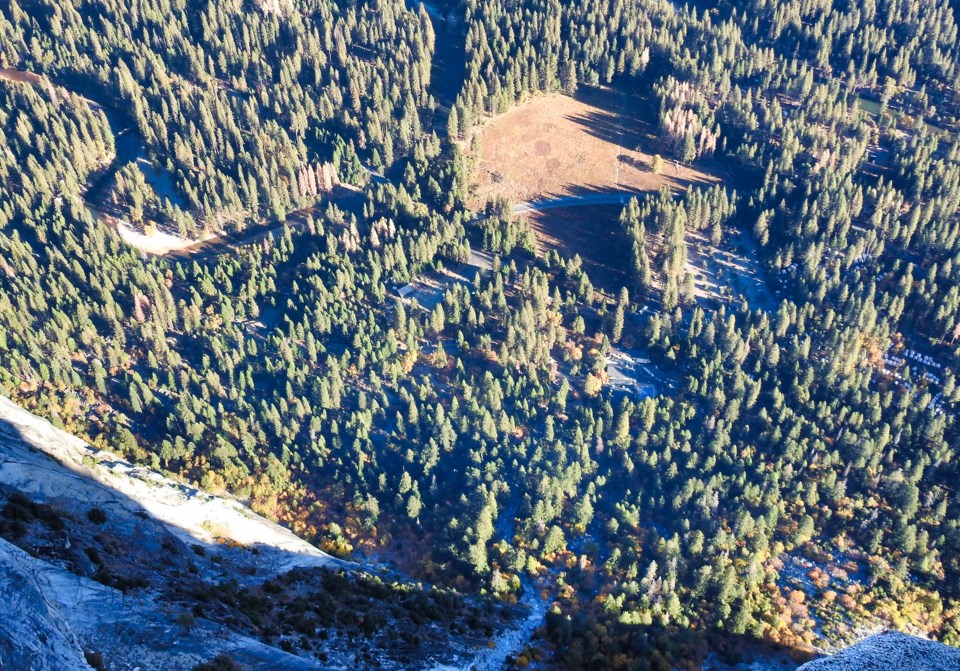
[[0, 538, 92, 671], [798, 632, 960, 671]]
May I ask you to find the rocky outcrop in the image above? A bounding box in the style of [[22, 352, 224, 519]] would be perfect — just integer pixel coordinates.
[[0, 394, 342, 670], [0, 538, 92, 671], [798, 631, 960, 671], [0, 395, 338, 575]]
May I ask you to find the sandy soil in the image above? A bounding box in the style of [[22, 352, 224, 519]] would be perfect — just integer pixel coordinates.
[[470, 87, 724, 207], [113, 218, 200, 255]]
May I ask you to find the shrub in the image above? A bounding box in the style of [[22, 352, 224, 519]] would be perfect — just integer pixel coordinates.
[[84, 650, 106, 671], [192, 654, 241, 671]]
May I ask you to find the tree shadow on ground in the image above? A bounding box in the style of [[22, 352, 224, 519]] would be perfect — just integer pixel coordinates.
[[542, 610, 813, 671], [566, 83, 761, 192], [522, 204, 632, 297]]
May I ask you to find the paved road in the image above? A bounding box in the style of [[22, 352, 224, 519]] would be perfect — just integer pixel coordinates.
[[195, 192, 644, 259], [511, 191, 643, 215], [167, 184, 364, 260]]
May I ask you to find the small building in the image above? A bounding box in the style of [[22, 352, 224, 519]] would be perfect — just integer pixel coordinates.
[[395, 284, 416, 299]]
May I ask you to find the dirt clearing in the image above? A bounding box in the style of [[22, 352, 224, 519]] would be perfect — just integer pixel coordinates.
[[470, 86, 725, 207], [686, 227, 777, 312]]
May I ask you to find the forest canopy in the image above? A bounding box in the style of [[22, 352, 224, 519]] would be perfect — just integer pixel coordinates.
[[1, 0, 959, 668]]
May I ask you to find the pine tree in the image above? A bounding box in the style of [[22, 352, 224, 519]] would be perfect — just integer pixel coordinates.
[[612, 297, 626, 343], [447, 105, 460, 143], [682, 131, 697, 162], [651, 153, 665, 174], [562, 60, 578, 95]]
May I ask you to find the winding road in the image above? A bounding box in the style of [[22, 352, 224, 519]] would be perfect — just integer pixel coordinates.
[[0, 67, 369, 258], [3, 67, 651, 260], [512, 191, 641, 215], [0, 68, 185, 229]]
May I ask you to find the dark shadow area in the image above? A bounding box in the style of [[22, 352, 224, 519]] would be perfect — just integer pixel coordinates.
[[523, 204, 631, 296], [564, 81, 761, 193], [568, 82, 660, 151], [618, 154, 651, 173], [541, 594, 811, 670], [520, 179, 684, 204], [168, 186, 365, 261], [564, 108, 654, 153], [535, 183, 647, 200], [406, 0, 467, 112]]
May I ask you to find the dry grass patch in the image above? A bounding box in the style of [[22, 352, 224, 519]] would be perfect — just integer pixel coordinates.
[[469, 86, 725, 207]]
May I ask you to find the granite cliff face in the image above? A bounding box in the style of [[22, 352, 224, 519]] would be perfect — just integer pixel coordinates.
[[798, 631, 960, 671], [0, 396, 530, 671], [4, 394, 959, 671], [0, 538, 92, 671], [0, 394, 341, 670]]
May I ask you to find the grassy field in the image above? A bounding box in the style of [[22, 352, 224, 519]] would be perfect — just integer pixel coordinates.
[[469, 86, 724, 206]]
